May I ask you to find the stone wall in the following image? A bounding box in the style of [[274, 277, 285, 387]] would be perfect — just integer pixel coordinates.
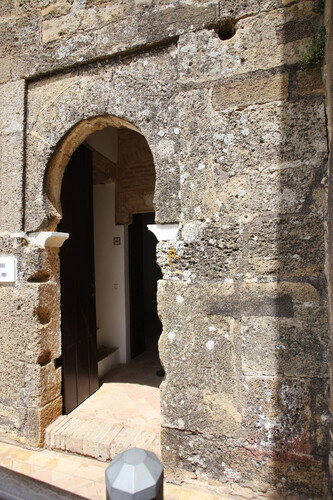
[[325, 0, 333, 485], [0, 0, 332, 497]]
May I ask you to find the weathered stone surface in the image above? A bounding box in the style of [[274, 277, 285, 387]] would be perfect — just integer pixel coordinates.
[[0, 0, 15, 16], [212, 72, 289, 110], [178, 3, 316, 84], [0, 403, 28, 445], [157, 221, 242, 281], [0, 80, 24, 135], [240, 306, 330, 377], [28, 396, 62, 446], [242, 377, 330, 457], [5, 2, 218, 79], [0, 0, 331, 496], [0, 134, 23, 231], [297, 66, 325, 95], [0, 80, 25, 231], [162, 416, 330, 498], [26, 47, 180, 230], [211, 98, 328, 218], [178, 89, 217, 220], [0, 236, 61, 365], [158, 280, 240, 437], [239, 279, 322, 304], [0, 57, 11, 84], [247, 215, 325, 278]]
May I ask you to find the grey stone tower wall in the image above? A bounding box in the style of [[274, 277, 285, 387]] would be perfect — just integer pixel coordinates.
[[0, 0, 331, 497]]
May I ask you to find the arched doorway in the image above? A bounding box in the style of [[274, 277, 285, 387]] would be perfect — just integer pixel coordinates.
[[55, 122, 162, 415]]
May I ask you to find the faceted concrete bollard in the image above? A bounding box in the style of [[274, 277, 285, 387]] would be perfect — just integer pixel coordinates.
[[105, 448, 163, 500]]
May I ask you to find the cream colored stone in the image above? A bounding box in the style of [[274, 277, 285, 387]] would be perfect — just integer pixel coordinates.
[[0, 57, 11, 84], [212, 73, 289, 110], [240, 280, 321, 303], [28, 397, 62, 447], [42, 15, 80, 43], [41, 2, 71, 19]]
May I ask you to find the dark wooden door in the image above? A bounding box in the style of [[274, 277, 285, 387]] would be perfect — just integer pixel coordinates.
[[58, 145, 99, 414], [129, 213, 145, 358], [129, 212, 162, 359]]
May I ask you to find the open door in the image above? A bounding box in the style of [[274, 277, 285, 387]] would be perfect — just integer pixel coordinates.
[[58, 145, 99, 414], [129, 213, 162, 359]]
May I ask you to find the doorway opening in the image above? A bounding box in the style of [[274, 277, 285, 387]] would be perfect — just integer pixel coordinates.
[[57, 124, 163, 419], [129, 212, 162, 360]]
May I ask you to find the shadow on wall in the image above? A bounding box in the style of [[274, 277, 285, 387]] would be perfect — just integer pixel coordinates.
[[250, 3, 330, 494]]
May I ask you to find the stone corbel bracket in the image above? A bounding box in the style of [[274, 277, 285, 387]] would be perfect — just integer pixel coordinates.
[[28, 231, 69, 248], [147, 224, 180, 241]]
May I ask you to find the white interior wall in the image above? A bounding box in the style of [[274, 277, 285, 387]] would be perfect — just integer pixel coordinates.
[[93, 183, 129, 364], [88, 126, 130, 366], [85, 127, 118, 163]]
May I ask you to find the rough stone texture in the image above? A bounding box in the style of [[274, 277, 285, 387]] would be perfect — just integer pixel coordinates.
[[324, 0, 333, 481], [212, 72, 290, 110], [0, 0, 332, 497], [0, 80, 25, 231], [0, 235, 62, 445], [25, 47, 180, 230]]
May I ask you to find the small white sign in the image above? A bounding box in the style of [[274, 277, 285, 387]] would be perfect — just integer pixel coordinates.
[[0, 257, 17, 284]]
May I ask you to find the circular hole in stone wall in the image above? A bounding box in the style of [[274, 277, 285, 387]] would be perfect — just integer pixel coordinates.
[[217, 19, 236, 40]]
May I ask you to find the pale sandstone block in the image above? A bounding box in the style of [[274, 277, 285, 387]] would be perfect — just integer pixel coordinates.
[[0, 133, 23, 231], [42, 15, 80, 43], [240, 308, 329, 377], [0, 80, 25, 135], [41, 2, 71, 19], [28, 396, 62, 446], [0, 58, 11, 84], [212, 72, 289, 110]]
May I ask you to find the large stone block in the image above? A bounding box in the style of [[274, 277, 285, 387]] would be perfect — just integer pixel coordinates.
[[156, 221, 242, 281], [12, 2, 217, 78], [177, 89, 218, 220], [161, 426, 330, 498], [0, 403, 28, 445], [212, 72, 289, 110], [28, 396, 62, 446], [0, 57, 11, 84], [0, 359, 39, 408], [0, 237, 61, 364], [242, 376, 330, 458], [158, 280, 241, 437], [0, 133, 23, 231], [247, 215, 325, 278], [239, 279, 322, 305], [297, 66, 324, 96], [39, 364, 62, 408], [211, 99, 328, 217], [178, 30, 223, 84], [0, 80, 24, 136], [240, 306, 330, 377]]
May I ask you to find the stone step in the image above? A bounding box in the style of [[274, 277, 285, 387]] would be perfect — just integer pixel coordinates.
[[45, 416, 160, 461]]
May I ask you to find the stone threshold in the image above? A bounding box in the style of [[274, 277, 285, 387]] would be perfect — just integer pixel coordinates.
[[45, 416, 160, 462]]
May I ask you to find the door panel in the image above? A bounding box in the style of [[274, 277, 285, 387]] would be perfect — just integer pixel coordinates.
[[58, 145, 98, 414], [129, 213, 145, 359]]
